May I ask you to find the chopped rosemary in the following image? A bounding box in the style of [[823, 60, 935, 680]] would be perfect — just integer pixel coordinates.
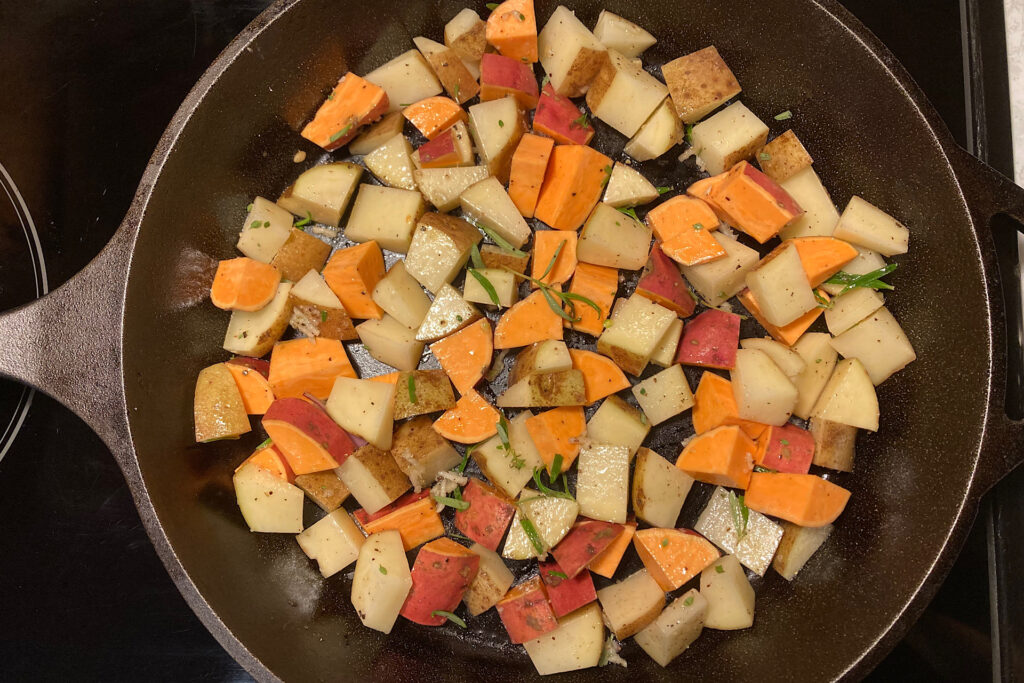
[[824, 263, 898, 296], [684, 595, 694, 606], [500, 266, 601, 323], [814, 290, 833, 309], [616, 206, 640, 221], [715, 564, 725, 574], [547, 569, 568, 580], [660, 537, 669, 548], [728, 490, 750, 542], [693, 222, 704, 231], [457, 442, 480, 474], [657, 186, 672, 195], [407, 374, 417, 403], [775, 110, 793, 121], [539, 239, 567, 280], [753, 464, 776, 473], [431, 610, 467, 628], [485, 2, 499, 10], [476, 222, 528, 257], [541, 74, 550, 88], [497, 412, 524, 469], [328, 123, 352, 142], [468, 268, 502, 307], [256, 437, 273, 450], [294, 211, 313, 227], [685, 123, 694, 145], [246, 202, 254, 213], [532, 467, 575, 500], [379, 565, 388, 575], [600, 165, 612, 188], [454, 83, 461, 101], [432, 494, 470, 511], [469, 242, 485, 270], [550, 453, 564, 483], [320, 310, 328, 322], [498, 119, 505, 127], [519, 516, 546, 555], [571, 111, 589, 129], [759, 152, 772, 161]]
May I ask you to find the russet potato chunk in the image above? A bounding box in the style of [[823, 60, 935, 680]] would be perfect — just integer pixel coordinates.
[[364, 134, 418, 192], [538, 6, 610, 97], [586, 394, 650, 457], [356, 314, 425, 372], [237, 197, 293, 263], [364, 49, 443, 114], [596, 568, 665, 640], [223, 282, 294, 357], [345, 183, 426, 253], [335, 443, 411, 515], [585, 49, 668, 137], [414, 165, 490, 213], [390, 415, 460, 490], [592, 10, 656, 58], [662, 46, 741, 124]]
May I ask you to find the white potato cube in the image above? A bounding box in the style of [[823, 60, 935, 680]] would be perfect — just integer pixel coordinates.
[[650, 318, 683, 367], [292, 270, 343, 308], [538, 6, 609, 97], [632, 364, 694, 425], [345, 183, 425, 253], [237, 197, 293, 263], [694, 486, 784, 576], [467, 96, 523, 183], [471, 413, 543, 498], [444, 9, 486, 63], [326, 376, 396, 449], [576, 444, 630, 523], [603, 162, 658, 207], [463, 543, 515, 616], [809, 417, 857, 472], [820, 247, 886, 296], [778, 168, 841, 240], [415, 283, 481, 342], [690, 102, 769, 175], [624, 98, 683, 161], [277, 162, 363, 227], [830, 306, 916, 385], [356, 314, 424, 371], [460, 176, 531, 248], [414, 166, 490, 212], [700, 555, 755, 630], [825, 288, 885, 336], [464, 267, 517, 307], [680, 230, 759, 306], [586, 395, 650, 457], [503, 491, 580, 559], [364, 49, 442, 113], [791, 332, 839, 420], [404, 213, 481, 293], [509, 340, 573, 384], [811, 358, 879, 431], [634, 589, 706, 667], [351, 530, 413, 633], [295, 509, 365, 578], [586, 49, 668, 137], [739, 338, 806, 380], [731, 348, 798, 426], [364, 134, 417, 191], [335, 444, 411, 514], [745, 243, 818, 327], [372, 261, 431, 329], [223, 282, 292, 357], [597, 294, 677, 376], [772, 522, 833, 581], [523, 603, 605, 675], [597, 569, 666, 640], [349, 111, 405, 156], [233, 462, 304, 533], [592, 10, 656, 57], [632, 447, 694, 528], [577, 202, 652, 270], [833, 196, 910, 256]]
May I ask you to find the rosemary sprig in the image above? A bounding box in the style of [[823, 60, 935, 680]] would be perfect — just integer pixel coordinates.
[[616, 206, 640, 221], [293, 211, 313, 227], [407, 374, 417, 403], [497, 412, 525, 469], [476, 223, 528, 257], [467, 268, 502, 307], [532, 467, 575, 501], [539, 239, 567, 280], [824, 264, 898, 297], [431, 610, 467, 628], [469, 242, 485, 270], [550, 453, 564, 483], [501, 267, 601, 323], [433, 494, 470, 511], [519, 516, 546, 555]]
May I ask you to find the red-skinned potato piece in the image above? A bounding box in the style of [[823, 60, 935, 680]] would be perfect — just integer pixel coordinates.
[[539, 558, 598, 618], [454, 479, 517, 551], [709, 161, 804, 244], [676, 309, 742, 369], [261, 398, 356, 475], [352, 490, 444, 551], [636, 242, 697, 317], [496, 576, 559, 644], [301, 73, 388, 151], [480, 53, 539, 109], [550, 518, 619, 578], [755, 423, 815, 474], [416, 130, 461, 168], [533, 84, 594, 145], [401, 538, 480, 625]]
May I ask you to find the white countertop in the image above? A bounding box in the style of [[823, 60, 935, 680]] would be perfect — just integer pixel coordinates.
[[1005, 0, 1024, 181]]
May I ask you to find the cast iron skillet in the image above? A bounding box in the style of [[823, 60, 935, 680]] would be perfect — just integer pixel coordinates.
[[2, 0, 1024, 680]]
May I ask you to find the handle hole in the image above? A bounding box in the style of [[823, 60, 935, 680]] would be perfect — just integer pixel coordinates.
[[991, 214, 1024, 420]]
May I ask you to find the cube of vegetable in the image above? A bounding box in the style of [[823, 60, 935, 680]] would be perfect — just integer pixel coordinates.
[[577, 202, 652, 270], [525, 406, 586, 472], [676, 309, 741, 370], [531, 230, 578, 289], [401, 538, 479, 625], [300, 72, 388, 150], [412, 122, 474, 169], [464, 267, 518, 308], [502, 490, 580, 560], [691, 372, 767, 439], [352, 530, 413, 633], [336, 444, 411, 515], [413, 36, 479, 105], [508, 134, 554, 219], [471, 413, 543, 498], [497, 576, 559, 643], [345, 184, 425, 253], [349, 111, 405, 156], [509, 340, 573, 386], [480, 53, 539, 108], [662, 46, 741, 123], [592, 10, 656, 58], [294, 470, 349, 512], [371, 261, 431, 330], [535, 145, 614, 232], [738, 287, 827, 347], [394, 369, 456, 419], [289, 289, 358, 343], [758, 130, 813, 183], [632, 447, 694, 528], [522, 603, 605, 675], [432, 390, 500, 445], [693, 486, 783, 576], [586, 49, 667, 137], [363, 134, 417, 191], [194, 363, 250, 443], [597, 294, 676, 376], [550, 519, 620, 578], [632, 365, 694, 426], [539, 558, 597, 617], [676, 425, 755, 489], [429, 317, 493, 395], [647, 196, 724, 267], [568, 348, 630, 403], [679, 230, 760, 306], [403, 96, 468, 141], [746, 246, 817, 328], [778, 167, 842, 240], [576, 444, 630, 524], [636, 243, 697, 316], [755, 423, 815, 474], [261, 398, 355, 475], [603, 162, 658, 208], [237, 197, 293, 263], [811, 358, 879, 431], [326, 376, 396, 450], [538, 6, 610, 97], [586, 395, 650, 457], [833, 196, 910, 256], [712, 161, 804, 244], [352, 490, 444, 551], [415, 283, 481, 342], [295, 509, 365, 578], [700, 555, 755, 630], [414, 166, 488, 214], [809, 417, 857, 472], [772, 522, 833, 581], [389, 413, 458, 489], [266, 338, 355, 402], [323, 241, 386, 319], [744, 472, 851, 527], [624, 98, 683, 161], [493, 289, 564, 350], [485, 0, 538, 63], [463, 542, 515, 616], [830, 306, 916, 385], [467, 96, 524, 184], [233, 461, 304, 533], [596, 569, 665, 640], [445, 8, 487, 63], [277, 162, 362, 227], [634, 589, 707, 667], [498, 370, 586, 408], [356, 315, 425, 372], [739, 337, 806, 381], [364, 50, 442, 114], [532, 83, 595, 145], [461, 176, 532, 248], [731, 348, 798, 426], [403, 213, 481, 294], [634, 528, 719, 591], [589, 520, 636, 578], [790, 333, 839, 419], [454, 478, 516, 551], [565, 263, 618, 337], [690, 102, 769, 175]]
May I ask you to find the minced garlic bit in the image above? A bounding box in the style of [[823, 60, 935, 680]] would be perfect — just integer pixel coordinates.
[[289, 305, 321, 338], [430, 471, 468, 512], [293, 150, 307, 163], [309, 225, 339, 239]]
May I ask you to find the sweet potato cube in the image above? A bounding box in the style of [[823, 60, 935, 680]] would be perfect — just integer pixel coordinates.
[[401, 538, 480, 625], [493, 289, 564, 349], [322, 241, 386, 320], [710, 161, 804, 244], [691, 372, 768, 439], [454, 478, 516, 551], [565, 263, 617, 337], [352, 490, 444, 551], [634, 528, 720, 591], [636, 243, 698, 316], [497, 577, 558, 644], [235, 443, 295, 484], [224, 359, 275, 415], [390, 415, 461, 490], [758, 130, 813, 183], [755, 423, 815, 474], [267, 337, 356, 400], [429, 318, 493, 395], [661, 46, 741, 124], [480, 52, 540, 108], [301, 72, 388, 150], [550, 519, 619, 578], [532, 83, 595, 145], [508, 133, 554, 218], [525, 406, 586, 472], [534, 145, 613, 231], [531, 230, 578, 288], [676, 425, 755, 489], [676, 309, 742, 369], [789, 236, 859, 287], [646, 196, 725, 267], [403, 96, 467, 139], [588, 520, 636, 578], [432, 390, 500, 444], [567, 348, 629, 404], [744, 472, 851, 527], [485, 0, 538, 63], [539, 558, 597, 617]]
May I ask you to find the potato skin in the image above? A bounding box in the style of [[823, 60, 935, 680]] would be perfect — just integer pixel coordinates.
[[294, 471, 350, 512], [351, 444, 412, 501], [661, 46, 741, 124], [270, 228, 332, 281], [393, 370, 456, 419], [194, 363, 251, 442], [400, 539, 480, 625]]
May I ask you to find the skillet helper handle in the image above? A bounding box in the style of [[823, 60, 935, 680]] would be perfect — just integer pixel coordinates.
[[0, 223, 134, 454], [950, 145, 1024, 493]]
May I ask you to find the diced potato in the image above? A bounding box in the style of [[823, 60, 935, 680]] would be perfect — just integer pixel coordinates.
[[523, 603, 605, 675], [690, 101, 769, 175], [464, 267, 518, 307], [391, 415, 460, 490], [277, 162, 363, 227], [364, 49, 443, 113], [237, 197, 293, 263], [393, 370, 456, 420], [404, 213, 482, 293], [480, 243, 531, 272], [413, 36, 479, 105], [597, 294, 676, 376], [445, 8, 487, 63], [327, 376, 396, 449], [791, 332, 839, 419], [576, 444, 630, 523], [833, 196, 910, 256], [291, 270, 342, 308], [356, 314, 425, 371], [634, 589, 707, 667], [679, 231, 759, 307], [194, 363, 250, 442], [464, 543, 515, 616], [758, 130, 813, 184], [335, 444, 411, 514], [460, 176, 531, 248], [412, 121, 474, 170], [270, 228, 332, 282], [223, 282, 293, 357], [586, 49, 668, 137], [295, 509, 365, 578], [745, 243, 818, 327], [592, 10, 656, 58], [739, 338, 806, 380], [830, 306, 916, 385], [509, 340, 573, 385], [345, 183, 425, 253], [538, 6, 610, 97], [809, 416, 857, 471], [233, 462, 304, 533], [772, 522, 833, 581], [694, 486, 784, 576], [294, 471, 350, 512], [586, 395, 650, 457], [412, 167, 487, 213], [632, 364, 694, 425], [603, 162, 658, 208], [415, 283, 481, 342], [811, 358, 878, 431], [503, 490, 581, 560], [351, 530, 413, 633], [472, 412, 543, 498], [662, 46, 741, 124], [650, 318, 683, 367], [825, 288, 885, 336], [349, 111, 406, 156], [363, 134, 418, 191], [700, 555, 755, 630], [467, 96, 524, 183], [778, 167, 841, 240], [596, 569, 665, 640], [632, 447, 694, 528], [497, 370, 586, 408], [731, 348, 798, 426], [624, 98, 683, 162], [372, 261, 431, 329], [577, 202, 652, 269], [820, 247, 886, 296]]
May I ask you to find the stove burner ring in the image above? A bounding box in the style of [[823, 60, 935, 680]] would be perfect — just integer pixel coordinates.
[[0, 161, 48, 463]]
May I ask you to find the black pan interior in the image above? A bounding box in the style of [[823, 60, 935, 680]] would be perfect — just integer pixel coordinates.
[[121, 0, 993, 680]]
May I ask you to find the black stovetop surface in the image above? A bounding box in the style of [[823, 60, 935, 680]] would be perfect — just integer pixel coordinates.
[[0, 1, 1015, 680]]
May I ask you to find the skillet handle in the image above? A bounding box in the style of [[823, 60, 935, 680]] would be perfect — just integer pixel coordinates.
[[949, 145, 1024, 493], [0, 220, 136, 455]]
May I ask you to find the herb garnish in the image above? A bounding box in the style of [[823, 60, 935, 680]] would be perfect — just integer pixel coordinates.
[[600, 165, 612, 188], [485, 2, 500, 9], [454, 83, 461, 101], [656, 186, 672, 195], [379, 565, 388, 575], [616, 206, 640, 221], [500, 266, 601, 323], [571, 112, 589, 129], [257, 437, 273, 450], [603, 319, 614, 328], [824, 263, 898, 297], [519, 516, 546, 555], [407, 374, 417, 403], [541, 74, 550, 88], [329, 123, 353, 143], [685, 123, 694, 145], [321, 310, 328, 322], [550, 453, 564, 483], [468, 268, 502, 307], [759, 152, 772, 161], [660, 537, 669, 548], [246, 203, 254, 213], [539, 239, 567, 280], [684, 595, 695, 606], [753, 464, 776, 473], [814, 290, 833, 309], [469, 243, 485, 270], [715, 564, 725, 574], [431, 610, 468, 628], [775, 110, 793, 121], [476, 222, 528, 257], [693, 222, 704, 231], [532, 467, 575, 500], [547, 569, 568, 580], [728, 490, 750, 542], [457, 442, 480, 474], [432, 494, 471, 511], [294, 211, 313, 227], [497, 412, 525, 469]]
